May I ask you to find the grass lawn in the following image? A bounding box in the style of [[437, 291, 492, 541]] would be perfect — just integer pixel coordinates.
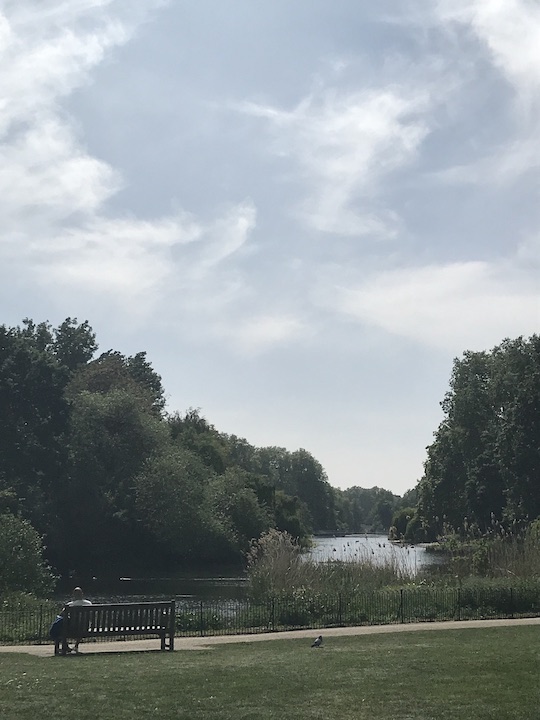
[[1, 626, 539, 719]]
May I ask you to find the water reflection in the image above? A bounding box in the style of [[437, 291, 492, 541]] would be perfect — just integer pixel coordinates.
[[55, 574, 247, 604], [310, 534, 438, 574]]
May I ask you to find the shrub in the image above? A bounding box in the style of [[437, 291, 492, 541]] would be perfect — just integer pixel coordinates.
[[0, 512, 56, 597]]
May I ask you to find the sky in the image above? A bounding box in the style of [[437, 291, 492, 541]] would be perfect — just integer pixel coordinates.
[[2, 1, 540, 495]]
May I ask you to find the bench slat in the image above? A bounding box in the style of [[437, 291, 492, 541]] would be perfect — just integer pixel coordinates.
[[60, 601, 175, 654]]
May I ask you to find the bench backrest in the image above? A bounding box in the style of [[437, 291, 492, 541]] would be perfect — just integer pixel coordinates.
[[63, 601, 176, 636]]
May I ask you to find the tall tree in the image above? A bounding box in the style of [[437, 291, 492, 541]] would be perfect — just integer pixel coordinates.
[[133, 446, 219, 562], [416, 335, 540, 539], [0, 323, 69, 534], [59, 388, 169, 571]]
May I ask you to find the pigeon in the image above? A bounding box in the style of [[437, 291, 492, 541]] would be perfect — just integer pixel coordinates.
[[311, 635, 323, 648]]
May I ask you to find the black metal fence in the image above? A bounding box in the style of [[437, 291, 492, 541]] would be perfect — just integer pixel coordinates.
[[1, 586, 539, 646]]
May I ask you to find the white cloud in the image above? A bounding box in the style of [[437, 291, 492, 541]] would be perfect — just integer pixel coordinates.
[[239, 86, 431, 236], [0, 3, 130, 231], [0, 118, 120, 229], [431, 0, 540, 183], [0, 2, 259, 329], [434, 136, 540, 187], [32, 215, 200, 291], [194, 202, 257, 275], [0, 3, 130, 136], [219, 314, 307, 356], [332, 260, 540, 352], [436, 0, 540, 106]]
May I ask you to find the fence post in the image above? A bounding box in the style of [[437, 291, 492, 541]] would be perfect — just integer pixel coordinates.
[[338, 593, 343, 626], [457, 587, 461, 621], [271, 598, 275, 632], [38, 605, 43, 645], [199, 601, 204, 637], [510, 587, 514, 619], [400, 588, 404, 623]]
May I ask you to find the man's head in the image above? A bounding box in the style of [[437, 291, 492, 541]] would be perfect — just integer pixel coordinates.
[[72, 587, 84, 600]]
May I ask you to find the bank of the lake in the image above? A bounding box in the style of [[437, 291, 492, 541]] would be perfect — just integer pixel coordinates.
[[54, 535, 436, 605]]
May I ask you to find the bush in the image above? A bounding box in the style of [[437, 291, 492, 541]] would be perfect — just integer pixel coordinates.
[[0, 512, 56, 597]]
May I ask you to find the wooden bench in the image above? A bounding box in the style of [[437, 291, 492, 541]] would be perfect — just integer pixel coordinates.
[[58, 601, 176, 655]]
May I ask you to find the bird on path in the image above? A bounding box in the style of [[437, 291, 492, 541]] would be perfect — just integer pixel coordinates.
[[311, 635, 323, 648]]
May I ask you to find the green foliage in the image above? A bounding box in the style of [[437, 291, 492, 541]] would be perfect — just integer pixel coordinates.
[[273, 490, 312, 539], [0, 317, 338, 582], [52, 318, 97, 371], [66, 350, 164, 416], [0, 513, 55, 596], [169, 409, 229, 473], [390, 506, 416, 539], [134, 446, 213, 552], [0, 323, 70, 531], [0, 593, 58, 643], [403, 511, 425, 542], [208, 469, 273, 553], [416, 335, 540, 540], [334, 486, 401, 533], [246, 529, 413, 603], [246, 529, 306, 601], [425, 523, 540, 581]]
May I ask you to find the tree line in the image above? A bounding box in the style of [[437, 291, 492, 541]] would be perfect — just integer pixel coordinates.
[[406, 335, 540, 542], [0, 318, 409, 584]]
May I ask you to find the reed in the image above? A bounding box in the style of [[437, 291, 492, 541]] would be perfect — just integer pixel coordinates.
[[246, 530, 413, 602], [425, 519, 540, 580]]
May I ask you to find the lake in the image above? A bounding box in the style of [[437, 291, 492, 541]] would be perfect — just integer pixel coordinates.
[[54, 535, 438, 603], [310, 534, 437, 574]]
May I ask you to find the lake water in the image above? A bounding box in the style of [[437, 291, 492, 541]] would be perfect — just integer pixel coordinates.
[[310, 534, 437, 574], [55, 535, 438, 603]]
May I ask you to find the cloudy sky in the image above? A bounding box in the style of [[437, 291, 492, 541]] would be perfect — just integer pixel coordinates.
[[2, 0, 539, 495]]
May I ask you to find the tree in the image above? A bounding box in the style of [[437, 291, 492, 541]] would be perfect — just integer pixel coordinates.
[[169, 409, 229, 474], [390, 507, 416, 540], [251, 446, 336, 534], [133, 446, 216, 560], [494, 337, 540, 523], [416, 335, 540, 540], [66, 350, 165, 416], [0, 323, 70, 536], [289, 449, 336, 532], [0, 512, 55, 596], [57, 388, 170, 571], [333, 486, 400, 533], [208, 468, 272, 553], [52, 317, 97, 372], [274, 490, 312, 540], [0, 317, 336, 575]]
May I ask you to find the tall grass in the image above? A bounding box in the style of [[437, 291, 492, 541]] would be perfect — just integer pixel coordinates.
[[246, 529, 413, 602], [425, 519, 540, 580]]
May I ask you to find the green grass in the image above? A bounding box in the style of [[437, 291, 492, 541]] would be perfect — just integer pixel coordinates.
[[1, 626, 539, 719]]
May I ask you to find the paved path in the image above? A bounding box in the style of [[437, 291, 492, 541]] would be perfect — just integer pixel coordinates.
[[2, 617, 540, 658]]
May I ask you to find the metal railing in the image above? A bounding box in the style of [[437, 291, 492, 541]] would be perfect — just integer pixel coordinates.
[[1, 585, 539, 645]]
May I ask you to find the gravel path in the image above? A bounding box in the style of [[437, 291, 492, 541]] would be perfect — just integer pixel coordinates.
[[2, 616, 540, 657]]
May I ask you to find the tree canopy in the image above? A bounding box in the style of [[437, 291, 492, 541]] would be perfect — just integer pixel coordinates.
[[3, 318, 372, 584], [415, 336, 540, 540]]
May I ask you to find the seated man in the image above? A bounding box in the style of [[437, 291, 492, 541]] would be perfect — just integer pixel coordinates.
[[62, 586, 92, 654]]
